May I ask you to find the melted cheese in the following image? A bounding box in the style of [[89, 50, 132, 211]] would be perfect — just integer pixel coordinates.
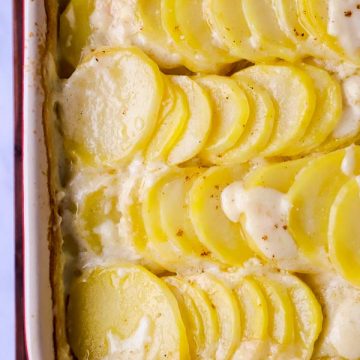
[[103, 316, 152, 360], [221, 182, 298, 261], [341, 145, 356, 175]]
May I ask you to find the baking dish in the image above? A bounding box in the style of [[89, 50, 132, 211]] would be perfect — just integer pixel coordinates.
[[15, 0, 54, 359]]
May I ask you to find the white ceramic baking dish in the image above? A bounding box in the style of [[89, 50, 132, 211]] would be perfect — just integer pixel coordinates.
[[15, 0, 54, 358]]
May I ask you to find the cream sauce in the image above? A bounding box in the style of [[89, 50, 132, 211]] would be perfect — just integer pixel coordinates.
[[221, 182, 298, 261], [328, 0, 360, 57]]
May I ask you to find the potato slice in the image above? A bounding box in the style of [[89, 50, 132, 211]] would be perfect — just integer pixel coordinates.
[[273, 0, 309, 44], [164, 276, 220, 358], [208, 77, 275, 165], [254, 276, 295, 345], [61, 48, 164, 165], [236, 65, 316, 157], [297, 0, 360, 63], [74, 185, 120, 254], [203, 0, 271, 62], [145, 77, 188, 161], [159, 168, 209, 258], [160, 0, 231, 72], [190, 273, 242, 360], [244, 157, 309, 193], [242, 0, 297, 61], [329, 177, 360, 288], [59, 0, 93, 67], [284, 63, 342, 156], [167, 76, 212, 165], [189, 166, 254, 266], [195, 75, 249, 159], [137, 0, 182, 69], [235, 278, 269, 341], [270, 273, 323, 359], [67, 265, 189, 360], [288, 148, 360, 265]]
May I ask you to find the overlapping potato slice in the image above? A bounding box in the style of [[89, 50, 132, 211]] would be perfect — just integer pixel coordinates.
[[244, 157, 309, 193], [67, 265, 189, 360], [167, 75, 212, 165], [235, 65, 316, 157], [203, 0, 270, 62], [297, 0, 360, 63], [145, 76, 188, 161], [209, 77, 275, 165], [61, 48, 163, 165], [161, 0, 230, 72], [284, 63, 342, 155], [231, 277, 269, 359], [242, 0, 297, 61], [195, 75, 249, 159], [164, 276, 219, 358], [137, 0, 182, 69], [328, 177, 360, 288], [74, 185, 120, 254], [288, 148, 360, 265], [271, 273, 323, 359], [189, 166, 254, 266], [159, 167, 209, 258], [190, 273, 242, 360], [59, 0, 93, 67], [254, 276, 295, 346], [273, 0, 309, 45]]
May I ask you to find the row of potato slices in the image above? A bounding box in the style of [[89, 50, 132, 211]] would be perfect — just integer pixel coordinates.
[[243, 145, 360, 288], [60, 0, 358, 73], [75, 146, 360, 288], [61, 48, 345, 168], [67, 264, 322, 360]]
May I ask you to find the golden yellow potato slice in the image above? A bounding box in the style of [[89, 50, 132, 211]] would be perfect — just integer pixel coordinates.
[[61, 48, 164, 165], [203, 0, 271, 62], [189, 166, 254, 266], [235, 278, 269, 341], [67, 265, 189, 360], [329, 177, 360, 288], [236, 65, 316, 157], [164, 276, 220, 358], [254, 276, 295, 345], [145, 77, 188, 161], [161, 0, 231, 72], [244, 157, 309, 193], [284, 63, 342, 156], [74, 185, 120, 254], [159, 168, 210, 258], [59, 0, 93, 67], [196, 76, 249, 158], [167, 75, 212, 165], [288, 148, 360, 265], [242, 0, 297, 61], [208, 77, 275, 165], [273, 0, 309, 44], [271, 273, 323, 359], [137, 0, 182, 69], [297, 0, 360, 63], [190, 273, 242, 360]]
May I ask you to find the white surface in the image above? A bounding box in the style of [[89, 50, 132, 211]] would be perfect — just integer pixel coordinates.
[[0, 1, 15, 359]]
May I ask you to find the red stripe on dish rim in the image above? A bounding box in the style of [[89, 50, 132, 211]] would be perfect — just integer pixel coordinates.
[[14, 0, 28, 358]]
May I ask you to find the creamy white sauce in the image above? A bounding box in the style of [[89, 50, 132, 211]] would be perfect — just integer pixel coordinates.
[[88, 0, 181, 67], [103, 316, 152, 360], [333, 75, 360, 138], [328, 300, 360, 359], [328, 0, 360, 57], [221, 182, 298, 261], [341, 145, 356, 175]]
